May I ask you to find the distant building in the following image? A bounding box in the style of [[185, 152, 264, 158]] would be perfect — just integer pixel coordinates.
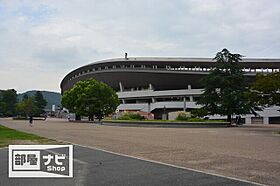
[[60, 57, 280, 124]]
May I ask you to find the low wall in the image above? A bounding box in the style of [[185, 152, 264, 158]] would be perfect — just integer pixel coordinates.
[[101, 120, 231, 128]]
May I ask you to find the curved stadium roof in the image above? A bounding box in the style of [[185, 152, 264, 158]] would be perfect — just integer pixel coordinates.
[[61, 57, 280, 94]]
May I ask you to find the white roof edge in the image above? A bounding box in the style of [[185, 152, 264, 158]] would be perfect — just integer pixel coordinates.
[[84, 57, 280, 67]]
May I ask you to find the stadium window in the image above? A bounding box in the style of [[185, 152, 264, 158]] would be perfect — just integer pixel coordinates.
[[184, 97, 190, 102]]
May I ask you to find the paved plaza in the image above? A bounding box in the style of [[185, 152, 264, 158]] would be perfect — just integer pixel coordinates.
[[0, 118, 279, 185], [0, 145, 255, 186]]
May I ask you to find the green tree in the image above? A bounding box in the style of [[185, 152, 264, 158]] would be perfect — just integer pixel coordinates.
[[0, 89, 17, 116], [62, 79, 120, 121], [197, 49, 256, 122], [16, 97, 38, 117], [33, 91, 47, 116], [250, 72, 280, 106], [0, 102, 5, 117]]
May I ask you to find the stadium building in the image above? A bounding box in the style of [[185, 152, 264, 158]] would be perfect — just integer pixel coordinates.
[[60, 55, 280, 124]]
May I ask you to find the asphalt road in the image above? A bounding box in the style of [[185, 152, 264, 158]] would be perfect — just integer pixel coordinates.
[[0, 145, 255, 186]]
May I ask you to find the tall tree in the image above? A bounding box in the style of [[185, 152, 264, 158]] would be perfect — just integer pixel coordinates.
[[0, 89, 17, 116], [33, 91, 47, 116], [16, 97, 38, 117], [250, 72, 280, 107], [197, 49, 256, 122], [62, 79, 120, 121]]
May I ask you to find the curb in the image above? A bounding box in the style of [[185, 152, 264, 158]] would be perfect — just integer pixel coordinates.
[[70, 120, 231, 128]]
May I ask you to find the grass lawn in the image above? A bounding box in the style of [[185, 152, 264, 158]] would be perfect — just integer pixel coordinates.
[[0, 125, 59, 148]]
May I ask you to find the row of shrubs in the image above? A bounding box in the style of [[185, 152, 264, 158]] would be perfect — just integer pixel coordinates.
[[117, 110, 207, 122], [117, 112, 145, 120], [176, 114, 205, 122], [176, 112, 225, 122], [175, 109, 209, 121]]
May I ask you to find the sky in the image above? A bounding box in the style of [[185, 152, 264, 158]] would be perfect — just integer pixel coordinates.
[[0, 0, 280, 93]]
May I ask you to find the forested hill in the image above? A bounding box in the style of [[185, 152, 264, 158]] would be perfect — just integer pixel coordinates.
[[18, 90, 61, 111]]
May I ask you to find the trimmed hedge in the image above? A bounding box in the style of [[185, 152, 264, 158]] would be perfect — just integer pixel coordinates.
[[118, 113, 145, 120]]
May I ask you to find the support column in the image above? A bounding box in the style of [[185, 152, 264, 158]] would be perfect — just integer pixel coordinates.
[[183, 97, 186, 112], [263, 117, 269, 124], [245, 117, 252, 124], [147, 102, 151, 114], [119, 82, 124, 92], [162, 106, 167, 120], [190, 96, 194, 102]]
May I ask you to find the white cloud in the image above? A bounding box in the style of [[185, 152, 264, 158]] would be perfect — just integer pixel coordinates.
[[0, 0, 280, 92]]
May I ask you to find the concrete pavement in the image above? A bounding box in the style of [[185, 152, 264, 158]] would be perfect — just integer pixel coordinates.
[[0, 118, 279, 185], [0, 145, 255, 186]]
